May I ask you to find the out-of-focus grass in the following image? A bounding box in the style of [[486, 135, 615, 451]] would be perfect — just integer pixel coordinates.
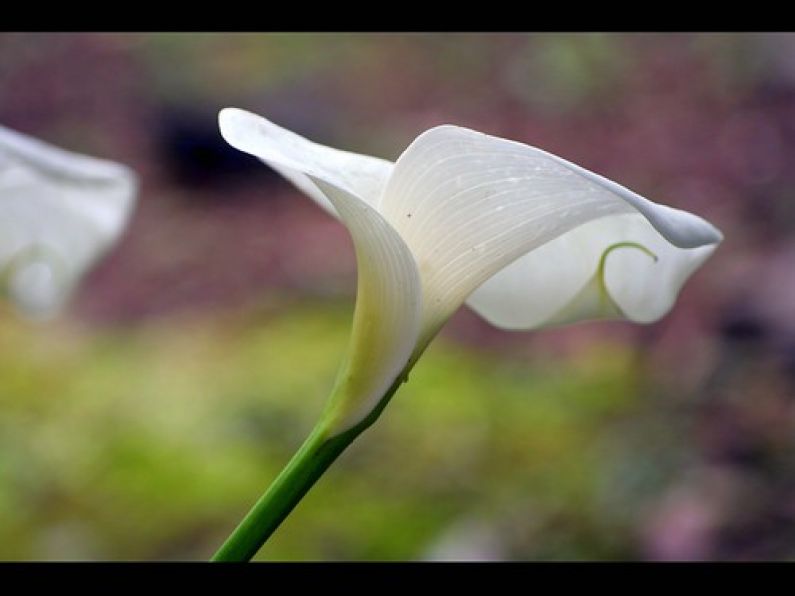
[[0, 299, 654, 560]]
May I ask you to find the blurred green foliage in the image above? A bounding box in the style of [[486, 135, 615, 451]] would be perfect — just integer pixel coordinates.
[[0, 300, 661, 560]]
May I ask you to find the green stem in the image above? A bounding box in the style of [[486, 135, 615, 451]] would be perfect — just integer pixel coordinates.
[[211, 371, 409, 562]]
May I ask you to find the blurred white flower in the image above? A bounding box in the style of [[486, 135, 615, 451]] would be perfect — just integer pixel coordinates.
[[0, 125, 137, 318], [219, 108, 722, 432]]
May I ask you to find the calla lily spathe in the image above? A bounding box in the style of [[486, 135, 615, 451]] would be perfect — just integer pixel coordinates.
[[219, 108, 722, 433], [0, 125, 137, 317]]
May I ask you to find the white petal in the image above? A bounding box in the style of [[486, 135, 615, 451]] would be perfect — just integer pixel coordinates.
[[378, 125, 722, 333], [0, 125, 137, 317], [218, 108, 393, 216], [467, 213, 718, 329], [309, 177, 421, 433], [219, 109, 421, 432]]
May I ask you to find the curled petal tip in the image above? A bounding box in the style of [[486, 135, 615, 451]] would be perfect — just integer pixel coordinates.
[[707, 222, 724, 245], [218, 106, 249, 123], [217, 107, 257, 154], [217, 107, 393, 214], [654, 206, 724, 249], [218, 107, 250, 132]]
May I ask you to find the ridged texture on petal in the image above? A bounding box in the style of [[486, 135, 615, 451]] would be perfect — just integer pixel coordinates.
[[0, 125, 137, 317], [310, 178, 421, 433], [467, 213, 718, 329], [218, 108, 393, 216], [379, 125, 722, 333]]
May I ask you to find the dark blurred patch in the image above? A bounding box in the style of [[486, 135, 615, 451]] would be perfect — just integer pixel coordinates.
[[256, 84, 340, 144], [718, 294, 795, 393], [718, 301, 770, 346], [155, 107, 280, 196], [781, 340, 795, 390]]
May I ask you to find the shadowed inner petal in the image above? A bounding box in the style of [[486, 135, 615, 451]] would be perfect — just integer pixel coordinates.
[[467, 213, 718, 329]]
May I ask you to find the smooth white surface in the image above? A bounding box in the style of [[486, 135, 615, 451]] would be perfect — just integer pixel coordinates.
[[468, 213, 717, 328]]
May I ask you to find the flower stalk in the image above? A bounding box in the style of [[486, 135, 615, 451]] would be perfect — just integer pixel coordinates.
[[212, 367, 411, 562]]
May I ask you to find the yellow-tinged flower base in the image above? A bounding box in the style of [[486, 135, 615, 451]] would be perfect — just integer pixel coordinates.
[[320, 247, 416, 434]]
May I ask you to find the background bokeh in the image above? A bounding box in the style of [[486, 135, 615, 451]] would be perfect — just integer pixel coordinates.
[[1, 32, 794, 561]]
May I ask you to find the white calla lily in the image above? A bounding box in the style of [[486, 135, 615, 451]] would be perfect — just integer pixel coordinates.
[[219, 107, 722, 433], [0, 125, 137, 318], [214, 107, 723, 562]]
